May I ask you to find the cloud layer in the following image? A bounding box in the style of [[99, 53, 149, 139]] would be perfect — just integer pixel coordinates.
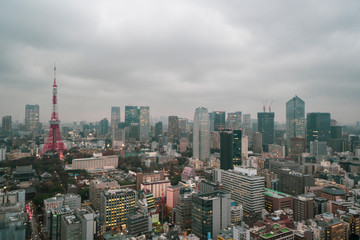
[[1, 0, 359, 124]]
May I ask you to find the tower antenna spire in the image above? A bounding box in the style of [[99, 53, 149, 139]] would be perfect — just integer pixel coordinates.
[[54, 63, 56, 85]]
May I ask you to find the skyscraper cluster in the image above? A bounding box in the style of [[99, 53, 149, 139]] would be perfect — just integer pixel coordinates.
[[3, 90, 360, 240]]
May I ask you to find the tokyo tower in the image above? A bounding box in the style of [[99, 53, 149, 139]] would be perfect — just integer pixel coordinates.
[[39, 65, 67, 159]]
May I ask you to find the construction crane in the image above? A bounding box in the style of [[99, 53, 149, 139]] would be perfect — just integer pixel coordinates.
[[262, 100, 267, 112], [269, 101, 273, 112]]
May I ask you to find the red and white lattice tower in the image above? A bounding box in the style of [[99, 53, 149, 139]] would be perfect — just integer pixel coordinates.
[[39, 65, 67, 159]]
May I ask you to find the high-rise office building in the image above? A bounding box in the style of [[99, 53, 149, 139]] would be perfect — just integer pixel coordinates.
[[213, 167, 265, 215], [25, 104, 39, 131], [330, 126, 342, 139], [178, 118, 188, 136], [90, 178, 119, 210], [209, 112, 215, 132], [226, 112, 242, 130], [286, 96, 305, 145], [233, 130, 242, 166], [127, 209, 152, 238], [278, 169, 315, 196], [243, 114, 252, 136], [155, 122, 163, 140], [350, 135, 360, 154], [129, 123, 140, 141], [242, 135, 249, 160], [213, 111, 226, 131], [210, 131, 221, 149], [293, 194, 315, 222], [306, 112, 331, 147], [192, 191, 231, 240], [220, 130, 233, 170], [289, 138, 306, 162], [139, 106, 150, 141], [125, 106, 139, 126], [61, 207, 94, 240], [100, 188, 137, 231], [111, 106, 120, 139], [253, 132, 263, 154], [310, 140, 328, 156], [2, 116, 11, 132], [314, 197, 328, 215], [193, 107, 210, 161], [257, 112, 275, 152], [175, 193, 194, 231], [99, 118, 109, 136], [167, 116, 179, 143], [48, 207, 73, 240]]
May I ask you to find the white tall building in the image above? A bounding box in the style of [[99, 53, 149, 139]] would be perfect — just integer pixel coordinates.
[[140, 106, 150, 141], [214, 167, 265, 214], [193, 107, 210, 161]]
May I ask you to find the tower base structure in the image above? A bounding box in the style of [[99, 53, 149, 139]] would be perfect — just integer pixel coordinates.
[[39, 121, 67, 159]]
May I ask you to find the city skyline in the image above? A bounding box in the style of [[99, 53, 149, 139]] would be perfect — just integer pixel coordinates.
[[2, 2, 360, 239], [1, 1, 360, 124]]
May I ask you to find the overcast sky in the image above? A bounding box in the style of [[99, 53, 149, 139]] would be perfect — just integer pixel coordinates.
[[1, 1, 359, 125]]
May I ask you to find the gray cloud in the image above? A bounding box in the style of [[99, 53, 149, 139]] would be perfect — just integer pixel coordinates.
[[1, 0, 359, 125]]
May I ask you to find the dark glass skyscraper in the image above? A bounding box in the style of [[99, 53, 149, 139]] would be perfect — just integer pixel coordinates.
[[155, 122, 163, 140], [125, 106, 139, 126], [213, 111, 225, 131], [233, 130, 242, 166], [191, 191, 231, 240], [2, 116, 11, 132], [99, 118, 109, 136], [220, 130, 233, 170], [257, 112, 275, 152], [286, 96, 305, 144], [306, 112, 331, 147]]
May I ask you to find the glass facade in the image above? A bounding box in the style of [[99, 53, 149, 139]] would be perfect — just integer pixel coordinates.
[[25, 104, 39, 131], [193, 107, 210, 161], [139, 106, 150, 141], [233, 130, 242, 166], [286, 96, 305, 143], [125, 106, 139, 126], [257, 112, 275, 151], [306, 112, 331, 147], [220, 130, 233, 170]]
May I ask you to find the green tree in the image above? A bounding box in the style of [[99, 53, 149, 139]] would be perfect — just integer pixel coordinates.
[[171, 175, 181, 186], [78, 188, 89, 200]]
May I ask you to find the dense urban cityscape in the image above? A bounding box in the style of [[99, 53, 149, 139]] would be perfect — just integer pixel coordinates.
[[2, 1, 360, 240], [1, 66, 360, 240]]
